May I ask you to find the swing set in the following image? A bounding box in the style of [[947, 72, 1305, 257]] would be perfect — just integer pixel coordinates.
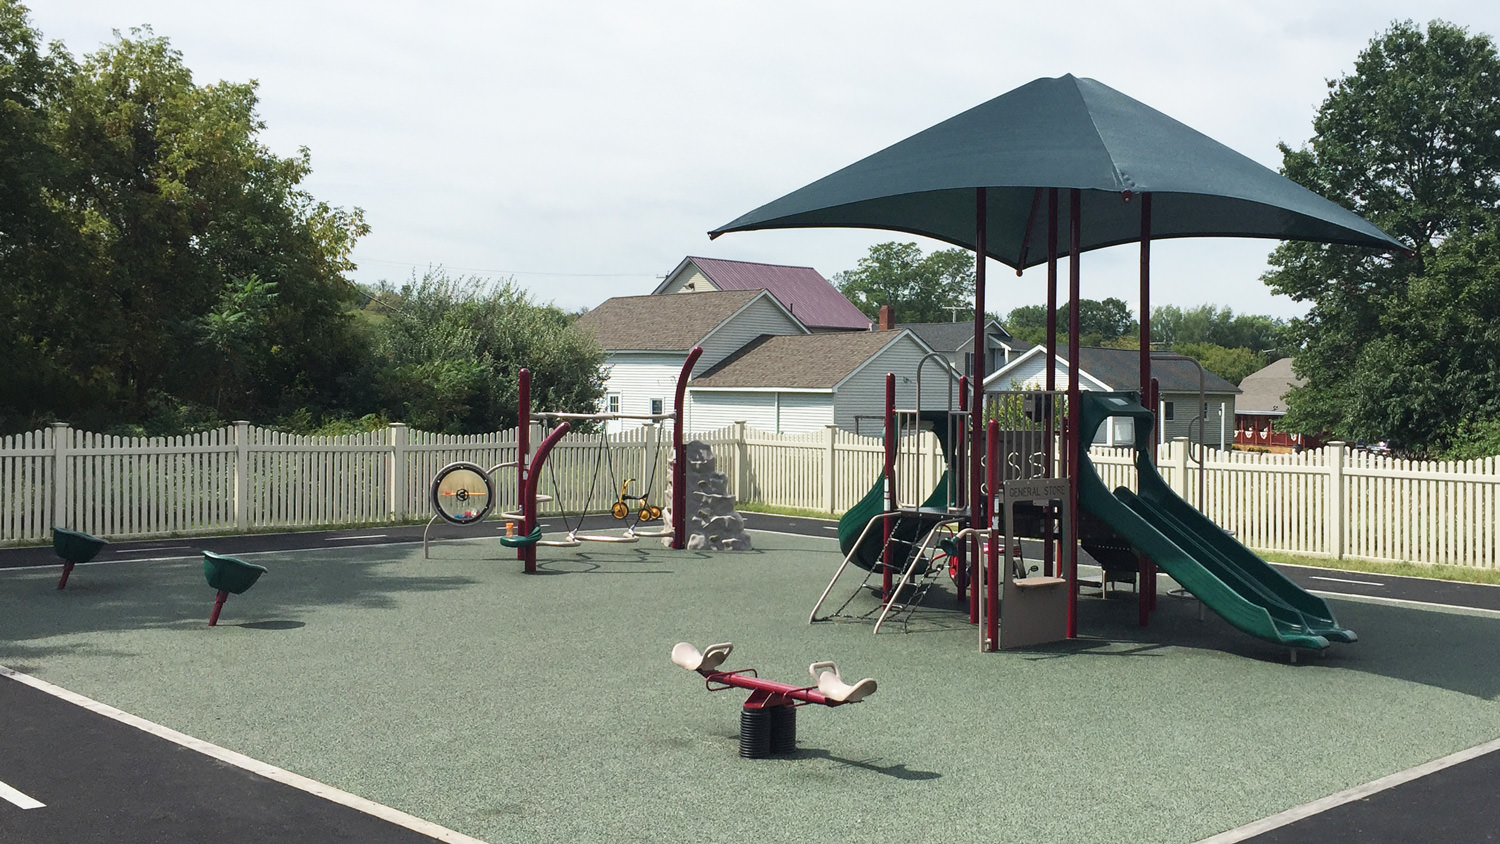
[[424, 348, 703, 571]]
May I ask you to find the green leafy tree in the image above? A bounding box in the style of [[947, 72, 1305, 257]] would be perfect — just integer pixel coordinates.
[[833, 242, 974, 323], [1003, 298, 1137, 347], [0, 19, 370, 433], [1151, 304, 1287, 355], [1266, 20, 1500, 454], [368, 270, 606, 433], [0, 1, 84, 431], [1172, 342, 1266, 386]]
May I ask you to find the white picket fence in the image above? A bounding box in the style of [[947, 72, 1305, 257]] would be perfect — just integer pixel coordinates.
[[3, 421, 1497, 570]]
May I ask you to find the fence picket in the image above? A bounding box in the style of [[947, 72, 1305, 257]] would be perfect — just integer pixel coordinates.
[[2, 423, 1498, 569]]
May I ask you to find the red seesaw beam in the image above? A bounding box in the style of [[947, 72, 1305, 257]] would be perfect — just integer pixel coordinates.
[[672, 642, 875, 707]]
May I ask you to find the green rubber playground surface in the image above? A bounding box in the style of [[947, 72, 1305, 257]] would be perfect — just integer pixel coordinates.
[[3, 531, 1500, 844]]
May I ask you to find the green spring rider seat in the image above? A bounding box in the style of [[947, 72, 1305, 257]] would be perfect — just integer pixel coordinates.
[[53, 527, 108, 590], [202, 550, 268, 626]]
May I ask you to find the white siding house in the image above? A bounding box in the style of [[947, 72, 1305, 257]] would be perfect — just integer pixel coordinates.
[[573, 289, 807, 432], [983, 346, 1240, 447]]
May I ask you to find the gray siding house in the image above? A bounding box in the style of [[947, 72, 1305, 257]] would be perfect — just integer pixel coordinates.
[[689, 329, 953, 434]]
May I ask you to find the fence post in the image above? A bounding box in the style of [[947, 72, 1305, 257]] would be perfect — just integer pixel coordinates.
[[733, 421, 747, 502], [824, 425, 838, 514], [50, 422, 70, 529], [234, 421, 250, 531], [1171, 437, 1190, 499], [1327, 441, 1346, 559], [388, 423, 408, 522]]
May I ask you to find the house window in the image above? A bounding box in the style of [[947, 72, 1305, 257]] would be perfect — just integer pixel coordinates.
[[606, 394, 620, 414], [1162, 401, 1175, 422], [651, 398, 665, 416]]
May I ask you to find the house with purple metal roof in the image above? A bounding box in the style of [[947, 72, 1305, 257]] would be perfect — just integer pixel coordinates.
[[652, 256, 872, 332]]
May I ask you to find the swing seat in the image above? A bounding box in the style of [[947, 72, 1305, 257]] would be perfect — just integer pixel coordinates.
[[202, 551, 268, 594], [498, 525, 543, 548], [671, 641, 734, 673], [571, 532, 638, 544], [809, 661, 877, 703]]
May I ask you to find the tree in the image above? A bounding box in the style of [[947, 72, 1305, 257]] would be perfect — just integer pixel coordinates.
[[0, 1, 84, 432], [1150, 304, 1287, 355], [367, 270, 605, 433], [0, 17, 370, 433], [833, 242, 974, 323], [1002, 298, 1137, 347], [1266, 20, 1500, 454]]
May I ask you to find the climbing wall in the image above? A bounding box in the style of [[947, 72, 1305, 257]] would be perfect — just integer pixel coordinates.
[[662, 439, 752, 550]]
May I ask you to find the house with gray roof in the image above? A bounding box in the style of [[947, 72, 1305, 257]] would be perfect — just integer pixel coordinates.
[[983, 346, 1240, 447], [653, 256, 872, 332], [574, 288, 955, 435], [898, 318, 1027, 377], [689, 329, 952, 434], [573, 289, 807, 431], [1234, 357, 1316, 451]]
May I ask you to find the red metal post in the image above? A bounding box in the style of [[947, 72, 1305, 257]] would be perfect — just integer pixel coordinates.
[[517, 368, 530, 563], [1045, 188, 1059, 577], [970, 188, 988, 616], [521, 421, 571, 573], [1066, 188, 1082, 639], [1139, 192, 1153, 420], [671, 346, 704, 550], [986, 419, 1001, 650], [882, 372, 896, 601], [209, 589, 229, 626]]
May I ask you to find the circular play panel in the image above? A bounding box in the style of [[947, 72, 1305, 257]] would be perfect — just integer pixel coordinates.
[[430, 462, 495, 526]]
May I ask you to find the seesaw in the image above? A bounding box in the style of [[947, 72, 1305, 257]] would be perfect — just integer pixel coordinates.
[[670, 641, 876, 759]]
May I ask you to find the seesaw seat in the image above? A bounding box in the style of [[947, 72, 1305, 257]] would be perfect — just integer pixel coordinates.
[[671, 641, 734, 673], [809, 661, 877, 703]]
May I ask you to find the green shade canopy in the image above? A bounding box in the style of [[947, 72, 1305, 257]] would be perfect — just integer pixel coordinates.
[[710, 74, 1406, 266]]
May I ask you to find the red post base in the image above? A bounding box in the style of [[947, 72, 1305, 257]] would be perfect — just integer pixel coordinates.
[[57, 562, 75, 590], [209, 589, 229, 626]]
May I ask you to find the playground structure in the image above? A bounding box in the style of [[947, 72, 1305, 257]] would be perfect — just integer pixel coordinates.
[[425, 348, 706, 572], [670, 641, 875, 759], [811, 351, 1355, 659]]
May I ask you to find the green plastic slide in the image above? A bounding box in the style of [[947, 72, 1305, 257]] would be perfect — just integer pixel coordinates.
[[1076, 392, 1355, 651], [837, 473, 950, 572]]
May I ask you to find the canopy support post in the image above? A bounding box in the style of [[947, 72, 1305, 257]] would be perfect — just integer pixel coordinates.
[[1067, 188, 1082, 640], [970, 188, 988, 585]]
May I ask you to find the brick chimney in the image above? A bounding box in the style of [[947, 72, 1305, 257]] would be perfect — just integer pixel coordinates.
[[878, 304, 895, 330]]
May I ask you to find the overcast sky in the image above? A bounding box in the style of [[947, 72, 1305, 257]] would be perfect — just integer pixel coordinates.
[[27, 1, 1500, 321]]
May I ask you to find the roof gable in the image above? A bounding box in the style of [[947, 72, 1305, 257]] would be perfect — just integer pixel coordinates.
[[574, 289, 781, 352], [898, 319, 1013, 353], [691, 330, 931, 390], [1070, 347, 1240, 394], [656, 256, 871, 331], [1236, 357, 1300, 413]]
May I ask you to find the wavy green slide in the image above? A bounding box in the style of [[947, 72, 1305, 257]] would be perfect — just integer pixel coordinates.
[[1077, 392, 1355, 651]]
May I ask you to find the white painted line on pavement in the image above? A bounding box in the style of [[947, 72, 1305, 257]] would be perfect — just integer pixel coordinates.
[[327, 534, 388, 541], [0, 778, 44, 810], [116, 546, 192, 554], [1310, 575, 1384, 587], [1197, 736, 1500, 843], [0, 666, 490, 844]]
